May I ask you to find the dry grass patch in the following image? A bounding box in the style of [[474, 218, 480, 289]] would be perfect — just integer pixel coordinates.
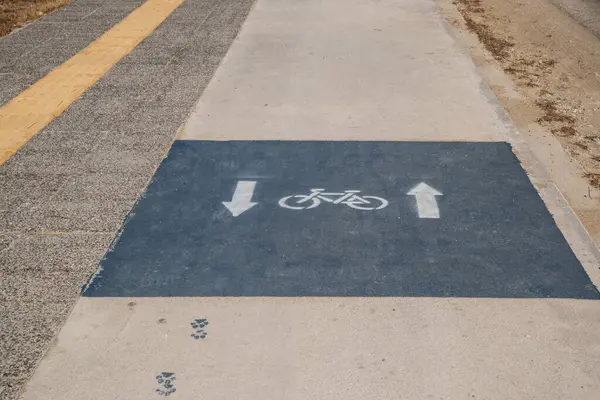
[[0, 0, 71, 36]]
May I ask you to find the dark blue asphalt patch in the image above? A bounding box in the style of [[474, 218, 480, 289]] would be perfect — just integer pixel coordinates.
[[85, 141, 600, 298]]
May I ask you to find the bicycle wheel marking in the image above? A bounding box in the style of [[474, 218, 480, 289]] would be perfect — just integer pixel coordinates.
[[84, 140, 599, 299]]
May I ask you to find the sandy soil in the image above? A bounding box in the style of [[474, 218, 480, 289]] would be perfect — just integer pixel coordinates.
[[0, 0, 70, 36], [438, 0, 600, 245]]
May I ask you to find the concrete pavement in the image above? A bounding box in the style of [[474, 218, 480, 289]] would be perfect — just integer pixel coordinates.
[[181, 0, 511, 142], [21, 298, 600, 399], [2, 0, 600, 399]]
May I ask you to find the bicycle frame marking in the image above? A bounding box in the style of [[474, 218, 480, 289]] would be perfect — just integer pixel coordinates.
[[279, 189, 388, 211]]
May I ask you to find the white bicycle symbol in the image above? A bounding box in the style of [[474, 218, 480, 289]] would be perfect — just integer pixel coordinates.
[[279, 189, 388, 211]]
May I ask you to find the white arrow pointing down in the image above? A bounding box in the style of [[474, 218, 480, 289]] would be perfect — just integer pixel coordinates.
[[407, 182, 443, 219], [222, 181, 258, 217]]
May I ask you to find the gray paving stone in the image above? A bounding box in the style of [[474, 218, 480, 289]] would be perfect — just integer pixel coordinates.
[[0, 269, 91, 309], [75, 129, 173, 176], [1, 131, 100, 175], [86, 4, 142, 20], [0, 233, 111, 274], [98, 129, 175, 154], [67, 94, 141, 118], [1, 149, 90, 176], [4, 45, 81, 77], [0, 172, 65, 209], [178, 42, 234, 71], [47, 19, 123, 41], [0, 22, 57, 47], [0, 73, 29, 107], [5, 200, 135, 233], [196, 0, 255, 31], [0, 45, 30, 71], [0, 205, 27, 233], [119, 30, 189, 65], [89, 103, 189, 135], [21, 129, 104, 153], [0, 234, 13, 252], [41, 5, 102, 23], [0, 379, 23, 400], [68, 0, 142, 6], [151, 66, 213, 109], [78, 0, 145, 8], [82, 64, 167, 101], [57, 0, 103, 9], [121, 45, 187, 65], [154, 0, 221, 31], [43, 101, 106, 133], [41, 0, 141, 24], [100, 63, 166, 87], [0, 301, 76, 379], [55, 173, 150, 202], [177, 0, 256, 67], [82, 143, 170, 175]]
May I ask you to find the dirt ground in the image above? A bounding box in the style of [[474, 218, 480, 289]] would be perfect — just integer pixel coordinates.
[[453, 0, 600, 185], [0, 0, 70, 36], [438, 0, 600, 245]]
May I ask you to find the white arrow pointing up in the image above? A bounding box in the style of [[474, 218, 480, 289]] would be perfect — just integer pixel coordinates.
[[222, 181, 258, 217], [407, 182, 443, 219]]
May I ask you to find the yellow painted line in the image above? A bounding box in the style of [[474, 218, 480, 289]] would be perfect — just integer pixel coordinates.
[[0, 0, 184, 164]]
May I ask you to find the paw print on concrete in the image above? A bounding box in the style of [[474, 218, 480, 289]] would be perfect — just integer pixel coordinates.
[[156, 372, 176, 396], [191, 318, 208, 340]]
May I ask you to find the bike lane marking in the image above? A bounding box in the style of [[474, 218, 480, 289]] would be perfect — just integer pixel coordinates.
[[84, 140, 599, 299], [277, 188, 389, 212]]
